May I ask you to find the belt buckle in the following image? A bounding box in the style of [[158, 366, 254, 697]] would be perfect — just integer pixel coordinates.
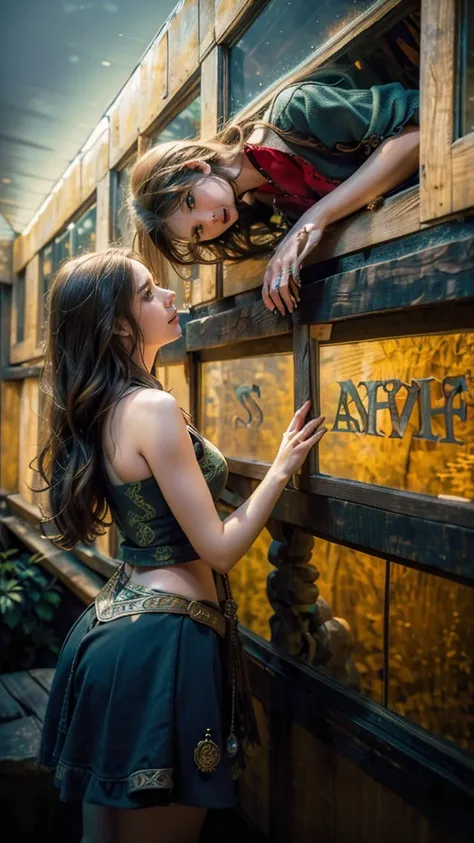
[[188, 600, 203, 622]]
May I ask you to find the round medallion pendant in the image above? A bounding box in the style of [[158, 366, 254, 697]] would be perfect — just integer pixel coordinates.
[[194, 729, 220, 773]]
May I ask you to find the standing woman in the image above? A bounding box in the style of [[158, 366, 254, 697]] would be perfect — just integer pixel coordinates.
[[130, 68, 419, 316], [36, 248, 326, 843]]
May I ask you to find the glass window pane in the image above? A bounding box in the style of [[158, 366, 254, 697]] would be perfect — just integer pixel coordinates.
[[310, 538, 386, 702], [153, 95, 201, 144], [74, 205, 97, 255], [219, 504, 273, 641], [155, 364, 190, 415], [200, 353, 294, 462], [228, 0, 375, 115], [38, 244, 54, 342], [459, 0, 474, 137], [389, 565, 474, 753], [318, 333, 474, 501], [16, 273, 25, 343], [54, 229, 72, 270], [115, 158, 136, 248]]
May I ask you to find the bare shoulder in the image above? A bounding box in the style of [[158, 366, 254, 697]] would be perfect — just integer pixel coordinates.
[[125, 387, 183, 428]]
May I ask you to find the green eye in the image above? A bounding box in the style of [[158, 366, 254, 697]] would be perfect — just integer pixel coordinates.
[[186, 192, 194, 211]]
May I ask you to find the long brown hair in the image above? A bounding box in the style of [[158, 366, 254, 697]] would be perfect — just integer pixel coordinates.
[[130, 120, 290, 277], [35, 248, 162, 550]]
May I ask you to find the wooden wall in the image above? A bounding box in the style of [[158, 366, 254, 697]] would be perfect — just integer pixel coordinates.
[[1, 1, 473, 841]]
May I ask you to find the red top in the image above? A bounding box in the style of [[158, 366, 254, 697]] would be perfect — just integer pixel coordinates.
[[244, 143, 341, 219]]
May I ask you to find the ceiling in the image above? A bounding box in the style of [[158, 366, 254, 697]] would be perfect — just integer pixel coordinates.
[[0, 0, 177, 234]]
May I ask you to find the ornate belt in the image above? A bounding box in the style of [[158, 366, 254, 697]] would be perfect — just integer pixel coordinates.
[[94, 566, 226, 637]]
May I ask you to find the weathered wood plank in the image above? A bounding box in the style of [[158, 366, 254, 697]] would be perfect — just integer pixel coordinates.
[[139, 31, 168, 135], [0, 381, 20, 492], [215, 0, 256, 42], [451, 133, 474, 215], [168, 0, 199, 98], [0, 673, 49, 724], [54, 158, 82, 234], [187, 300, 291, 351], [81, 125, 109, 203], [0, 513, 104, 604], [0, 685, 26, 723], [199, 0, 215, 58], [419, 0, 455, 221], [222, 258, 266, 298], [225, 476, 474, 581], [109, 69, 140, 170], [29, 669, 55, 695], [0, 716, 42, 770], [299, 237, 474, 324], [96, 172, 112, 252], [18, 378, 39, 506]]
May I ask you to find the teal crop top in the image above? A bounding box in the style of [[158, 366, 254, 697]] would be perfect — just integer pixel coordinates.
[[105, 430, 228, 567]]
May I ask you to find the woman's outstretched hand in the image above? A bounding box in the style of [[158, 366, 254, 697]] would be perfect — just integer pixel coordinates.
[[262, 223, 324, 316], [272, 401, 327, 478]]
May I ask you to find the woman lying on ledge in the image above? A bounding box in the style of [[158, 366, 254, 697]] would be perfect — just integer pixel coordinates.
[[130, 68, 419, 316]]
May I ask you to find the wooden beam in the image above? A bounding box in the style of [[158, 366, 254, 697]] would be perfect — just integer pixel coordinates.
[[298, 236, 474, 324], [0, 382, 20, 492], [0, 514, 104, 604], [225, 475, 474, 583], [168, 0, 199, 99], [10, 256, 40, 365], [187, 300, 291, 351], [138, 30, 168, 135], [419, 0, 455, 221], [199, 0, 216, 59]]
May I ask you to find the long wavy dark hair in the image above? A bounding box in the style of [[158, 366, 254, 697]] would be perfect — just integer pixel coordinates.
[[129, 68, 357, 278], [129, 124, 285, 280], [35, 248, 163, 550]]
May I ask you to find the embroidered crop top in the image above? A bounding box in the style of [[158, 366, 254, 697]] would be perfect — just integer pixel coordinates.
[[105, 430, 228, 567]]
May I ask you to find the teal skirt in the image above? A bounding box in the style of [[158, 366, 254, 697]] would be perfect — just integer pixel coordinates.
[[39, 595, 237, 809]]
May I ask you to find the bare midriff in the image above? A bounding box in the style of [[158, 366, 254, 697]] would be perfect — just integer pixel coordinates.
[[125, 558, 219, 604]]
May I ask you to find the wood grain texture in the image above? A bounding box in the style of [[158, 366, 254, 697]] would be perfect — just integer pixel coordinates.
[[81, 126, 109, 203], [139, 31, 168, 134], [0, 684, 26, 723], [96, 172, 112, 252], [18, 378, 39, 505], [451, 133, 474, 215], [168, 0, 199, 98], [0, 513, 104, 604], [0, 673, 49, 724], [419, 0, 455, 221], [215, 0, 254, 42], [0, 381, 20, 492], [222, 258, 266, 297], [187, 299, 291, 351], [199, 0, 215, 58], [299, 237, 474, 324], [109, 68, 140, 170], [54, 158, 82, 234], [28, 669, 55, 695], [225, 475, 474, 580], [237, 697, 270, 837], [0, 715, 42, 769]]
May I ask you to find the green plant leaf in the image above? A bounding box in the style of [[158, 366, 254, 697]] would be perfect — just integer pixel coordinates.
[[35, 604, 54, 621]]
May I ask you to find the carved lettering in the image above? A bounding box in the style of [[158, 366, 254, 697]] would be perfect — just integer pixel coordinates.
[[332, 375, 467, 444]]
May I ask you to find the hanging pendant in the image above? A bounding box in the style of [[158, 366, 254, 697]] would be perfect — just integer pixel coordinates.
[[226, 732, 239, 758], [194, 729, 220, 773]]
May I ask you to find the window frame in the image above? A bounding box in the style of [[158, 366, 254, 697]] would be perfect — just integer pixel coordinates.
[[420, 0, 474, 221]]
